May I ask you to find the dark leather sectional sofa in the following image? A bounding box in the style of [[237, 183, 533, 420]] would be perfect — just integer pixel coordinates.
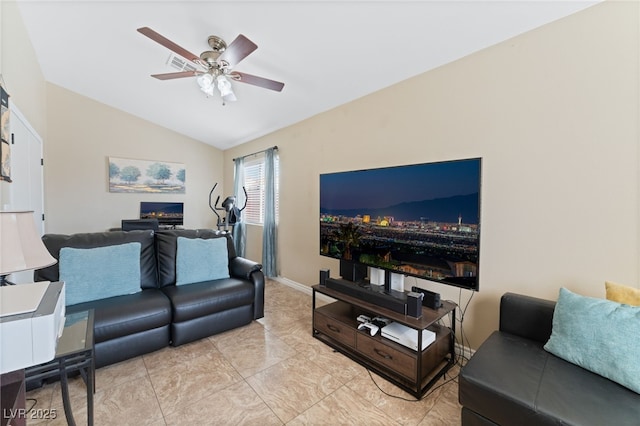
[[35, 229, 264, 368], [458, 293, 640, 426]]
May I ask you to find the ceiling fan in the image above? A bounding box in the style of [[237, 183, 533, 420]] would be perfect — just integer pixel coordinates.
[[137, 27, 284, 103]]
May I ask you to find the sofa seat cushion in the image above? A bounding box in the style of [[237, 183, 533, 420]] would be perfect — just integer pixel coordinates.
[[460, 331, 640, 426], [162, 278, 255, 323], [535, 354, 640, 426], [460, 331, 552, 426], [67, 289, 171, 344]]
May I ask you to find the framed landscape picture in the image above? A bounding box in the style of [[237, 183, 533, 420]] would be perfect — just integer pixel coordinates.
[[108, 156, 185, 193]]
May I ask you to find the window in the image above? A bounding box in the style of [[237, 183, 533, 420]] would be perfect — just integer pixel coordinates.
[[243, 154, 279, 225]]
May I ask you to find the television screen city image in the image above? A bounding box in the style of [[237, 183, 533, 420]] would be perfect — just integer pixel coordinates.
[[320, 158, 481, 290]]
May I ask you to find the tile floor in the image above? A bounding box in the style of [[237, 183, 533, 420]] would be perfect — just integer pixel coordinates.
[[26, 280, 462, 425]]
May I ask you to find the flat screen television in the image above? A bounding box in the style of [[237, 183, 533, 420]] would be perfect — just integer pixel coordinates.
[[320, 158, 481, 291], [140, 201, 184, 227]]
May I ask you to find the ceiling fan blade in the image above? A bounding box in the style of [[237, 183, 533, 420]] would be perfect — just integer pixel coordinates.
[[229, 72, 284, 92], [151, 71, 198, 80], [137, 27, 200, 63], [218, 34, 258, 67]]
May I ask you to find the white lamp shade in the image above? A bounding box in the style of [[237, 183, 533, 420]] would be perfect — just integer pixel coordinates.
[[197, 73, 213, 88], [200, 84, 215, 97], [0, 211, 57, 275], [216, 75, 234, 97]]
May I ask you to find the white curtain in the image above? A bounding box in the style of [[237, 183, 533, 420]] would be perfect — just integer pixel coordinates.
[[262, 148, 278, 277], [232, 157, 246, 257]]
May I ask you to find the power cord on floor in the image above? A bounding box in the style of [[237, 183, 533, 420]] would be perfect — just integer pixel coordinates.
[[365, 366, 459, 402], [355, 286, 476, 403], [26, 398, 38, 412]]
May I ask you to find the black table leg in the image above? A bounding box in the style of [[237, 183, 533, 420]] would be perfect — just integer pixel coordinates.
[[58, 358, 76, 426], [87, 361, 94, 426]]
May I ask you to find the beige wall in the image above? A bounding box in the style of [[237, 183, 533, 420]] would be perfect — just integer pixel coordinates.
[[0, 0, 47, 206], [3, 0, 639, 349], [1, 1, 223, 231], [225, 1, 640, 348], [45, 83, 222, 233]]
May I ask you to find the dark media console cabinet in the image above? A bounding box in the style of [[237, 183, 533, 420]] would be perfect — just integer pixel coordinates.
[[312, 284, 457, 398]]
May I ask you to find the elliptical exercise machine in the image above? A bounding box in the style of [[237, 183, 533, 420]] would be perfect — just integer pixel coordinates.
[[209, 183, 247, 232]]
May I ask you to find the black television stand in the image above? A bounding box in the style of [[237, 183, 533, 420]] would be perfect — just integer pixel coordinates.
[[312, 284, 457, 398]]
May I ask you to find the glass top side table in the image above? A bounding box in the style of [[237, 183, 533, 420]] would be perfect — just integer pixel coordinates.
[[26, 309, 95, 426]]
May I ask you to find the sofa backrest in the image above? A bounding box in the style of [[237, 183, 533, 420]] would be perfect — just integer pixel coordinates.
[[35, 230, 158, 290], [499, 292, 556, 344], [155, 229, 236, 287]]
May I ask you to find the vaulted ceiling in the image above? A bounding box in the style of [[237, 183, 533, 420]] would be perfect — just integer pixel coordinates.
[[16, 1, 600, 149]]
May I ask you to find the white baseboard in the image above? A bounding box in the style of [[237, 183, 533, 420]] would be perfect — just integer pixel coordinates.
[[271, 276, 310, 293], [271, 276, 336, 303], [455, 342, 475, 359]]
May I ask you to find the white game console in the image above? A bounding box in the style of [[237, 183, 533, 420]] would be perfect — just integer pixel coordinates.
[[381, 322, 436, 351]]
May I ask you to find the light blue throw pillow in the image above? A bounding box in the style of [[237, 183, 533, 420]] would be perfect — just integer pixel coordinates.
[[59, 242, 141, 306], [544, 287, 640, 394], [176, 237, 230, 285]]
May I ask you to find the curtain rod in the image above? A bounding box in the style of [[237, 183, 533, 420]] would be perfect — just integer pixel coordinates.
[[232, 145, 278, 162]]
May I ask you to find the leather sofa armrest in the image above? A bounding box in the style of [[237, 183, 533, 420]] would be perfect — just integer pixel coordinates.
[[229, 257, 263, 280], [229, 257, 265, 319], [499, 292, 556, 344]]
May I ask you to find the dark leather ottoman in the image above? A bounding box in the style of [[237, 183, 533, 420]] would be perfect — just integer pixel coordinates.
[[459, 293, 640, 426]]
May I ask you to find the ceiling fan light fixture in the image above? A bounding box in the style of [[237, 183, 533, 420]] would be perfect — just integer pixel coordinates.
[[197, 73, 216, 97], [223, 92, 238, 103], [139, 28, 285, 101], [202, 85, 215, 97], [197, 72, 214, 89], [216, 75, 235, 99]]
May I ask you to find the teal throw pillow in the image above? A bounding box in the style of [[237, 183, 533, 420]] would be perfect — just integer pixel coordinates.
[[59, 242, 141, 306], [176, 237, 230, 285], [544, 287, 640, 394]]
